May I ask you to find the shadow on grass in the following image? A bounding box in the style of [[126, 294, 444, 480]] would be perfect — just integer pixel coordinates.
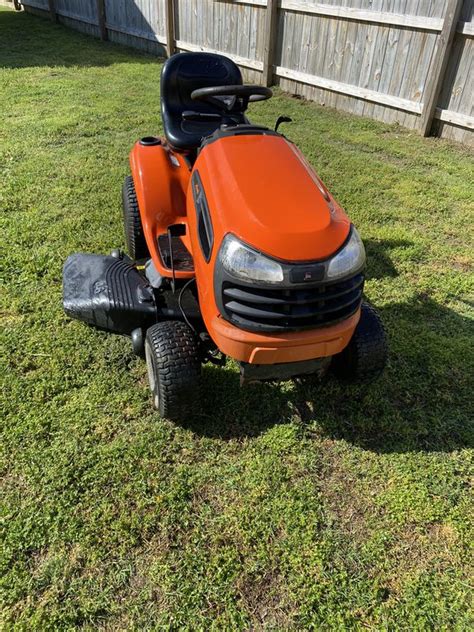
[[364, 238, 409, 280], [188, 293, 472, 455], [183, 239, 472, 454], [0, 8, 159, 70]]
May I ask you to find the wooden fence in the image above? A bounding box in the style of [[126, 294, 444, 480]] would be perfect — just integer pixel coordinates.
[[20, 0, 474, 145]]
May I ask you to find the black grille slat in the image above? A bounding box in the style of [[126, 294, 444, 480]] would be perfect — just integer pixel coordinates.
[[223, 287, 287, 305], [221, 273, 364, 332], [286, 289, 362, 317], [226, 289, 361, 320], [223, 276, 363, 306], [225, 301, 287, 320]]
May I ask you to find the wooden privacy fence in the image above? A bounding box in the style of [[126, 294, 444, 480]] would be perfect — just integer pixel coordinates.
[[21, 0, 474, 144]]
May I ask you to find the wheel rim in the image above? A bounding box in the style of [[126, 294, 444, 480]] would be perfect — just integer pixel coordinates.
[[145, 341, 159, 406]]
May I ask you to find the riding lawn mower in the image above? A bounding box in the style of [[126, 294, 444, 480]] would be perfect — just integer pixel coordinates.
[[63, 52, 387, 421]]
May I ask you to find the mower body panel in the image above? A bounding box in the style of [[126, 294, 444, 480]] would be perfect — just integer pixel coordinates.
[[185, 134, 359, 363], [129, 140, 194, 278], [190, 134, 350, 262], [209, 309, 360, 364]]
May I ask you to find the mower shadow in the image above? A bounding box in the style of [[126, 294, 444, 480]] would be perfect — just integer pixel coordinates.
[[363, 238, 409, 280], [188, 293, 473, 454], [184, 238, 472, 454], [0, 9, 160, 70], [299, 294, 473, 454]]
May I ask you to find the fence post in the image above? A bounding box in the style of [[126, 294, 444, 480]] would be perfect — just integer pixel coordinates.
[[262, 0, 278, 86], [165, 0, 176, 57], [419, 0, 463, 136], [47, 0, 57, 23], [96, 0, 108, 41]]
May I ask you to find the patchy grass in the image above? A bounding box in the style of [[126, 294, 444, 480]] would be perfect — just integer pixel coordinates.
[[1, 7, 473, 630]]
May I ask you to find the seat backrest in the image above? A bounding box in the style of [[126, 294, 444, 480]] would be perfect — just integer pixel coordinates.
[[160, 52, 243, 151]]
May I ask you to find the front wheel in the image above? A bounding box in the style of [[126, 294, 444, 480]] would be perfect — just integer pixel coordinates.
[[331, 303, 387, 383], [145, 321, 201, 421]]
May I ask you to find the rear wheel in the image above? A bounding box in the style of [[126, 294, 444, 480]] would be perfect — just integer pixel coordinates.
[[145, 321, 201, 421], [122, 175, 149, 260], [331, 302, 387, 383]]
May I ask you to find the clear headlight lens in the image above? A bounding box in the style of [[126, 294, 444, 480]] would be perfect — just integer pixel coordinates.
[[326, 227, 366, 280], [219, 229, 364, 285], [219, 234, 284, 284]]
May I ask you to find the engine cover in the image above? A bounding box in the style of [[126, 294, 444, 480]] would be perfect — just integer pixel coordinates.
[[189, 133, 351, 262]]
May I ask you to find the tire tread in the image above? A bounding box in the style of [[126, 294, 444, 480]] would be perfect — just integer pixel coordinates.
[[332, 302, 387, 383], [146, 321, 201, 420], [122, 175, 149, 260]]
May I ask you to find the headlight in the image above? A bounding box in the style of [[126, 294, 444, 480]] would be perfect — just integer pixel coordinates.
[[326, 227, 366, 280], [219, 234, 284, 284]]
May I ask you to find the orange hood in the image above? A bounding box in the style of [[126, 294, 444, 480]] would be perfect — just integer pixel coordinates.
[[195, 134, 350, 261]]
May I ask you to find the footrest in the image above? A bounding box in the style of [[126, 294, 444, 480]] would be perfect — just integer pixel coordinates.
[[158, 235, 194, 272]]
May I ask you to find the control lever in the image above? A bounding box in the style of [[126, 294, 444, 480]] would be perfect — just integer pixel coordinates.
[[275, 115, 292, 132]]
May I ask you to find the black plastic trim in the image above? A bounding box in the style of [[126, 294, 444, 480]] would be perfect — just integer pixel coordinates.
[[219, 275, 363, 332], [240, 356, 331, 383], [63, 254, 157, 335], [157, 234, 194, 271], [192, 170, 214, 262], [201, 124, 280, 148]]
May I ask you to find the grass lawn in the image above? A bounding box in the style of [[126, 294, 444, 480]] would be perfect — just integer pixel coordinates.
[[1, 7, 473, 630]]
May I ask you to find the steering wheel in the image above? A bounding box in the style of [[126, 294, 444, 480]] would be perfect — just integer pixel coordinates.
[[191, 85, 272, 112]]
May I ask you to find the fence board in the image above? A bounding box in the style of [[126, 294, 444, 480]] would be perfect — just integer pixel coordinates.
[[54, 0, 96, 21], [419, 0, 464, 135]]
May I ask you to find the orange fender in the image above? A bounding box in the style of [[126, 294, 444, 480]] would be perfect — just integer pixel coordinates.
[[129, 140, 193, 278]]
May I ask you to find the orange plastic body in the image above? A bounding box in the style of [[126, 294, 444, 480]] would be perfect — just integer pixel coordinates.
[[130, 141, 193, 278], [190, 135, 351, 261], [209, 310, 360, 364], [131, 134, 359, 364]]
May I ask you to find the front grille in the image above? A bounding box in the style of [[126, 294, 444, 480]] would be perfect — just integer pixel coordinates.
[[221, 274, 364, 332]]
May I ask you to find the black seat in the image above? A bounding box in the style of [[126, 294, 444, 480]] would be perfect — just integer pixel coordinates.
[[160, 52, 246, 151]]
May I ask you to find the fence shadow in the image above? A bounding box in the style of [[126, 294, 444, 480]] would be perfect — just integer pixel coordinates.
[[0, 8, 157, 70], [182, 239, 473, 455]]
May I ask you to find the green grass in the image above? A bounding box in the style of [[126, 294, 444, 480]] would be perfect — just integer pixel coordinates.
[[1, 7, 473, 630]]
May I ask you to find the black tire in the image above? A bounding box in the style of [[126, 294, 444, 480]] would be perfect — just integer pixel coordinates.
[[122, 175, 149, 260], [145, 321, 201, 421], [331, 302, 388, 383]]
